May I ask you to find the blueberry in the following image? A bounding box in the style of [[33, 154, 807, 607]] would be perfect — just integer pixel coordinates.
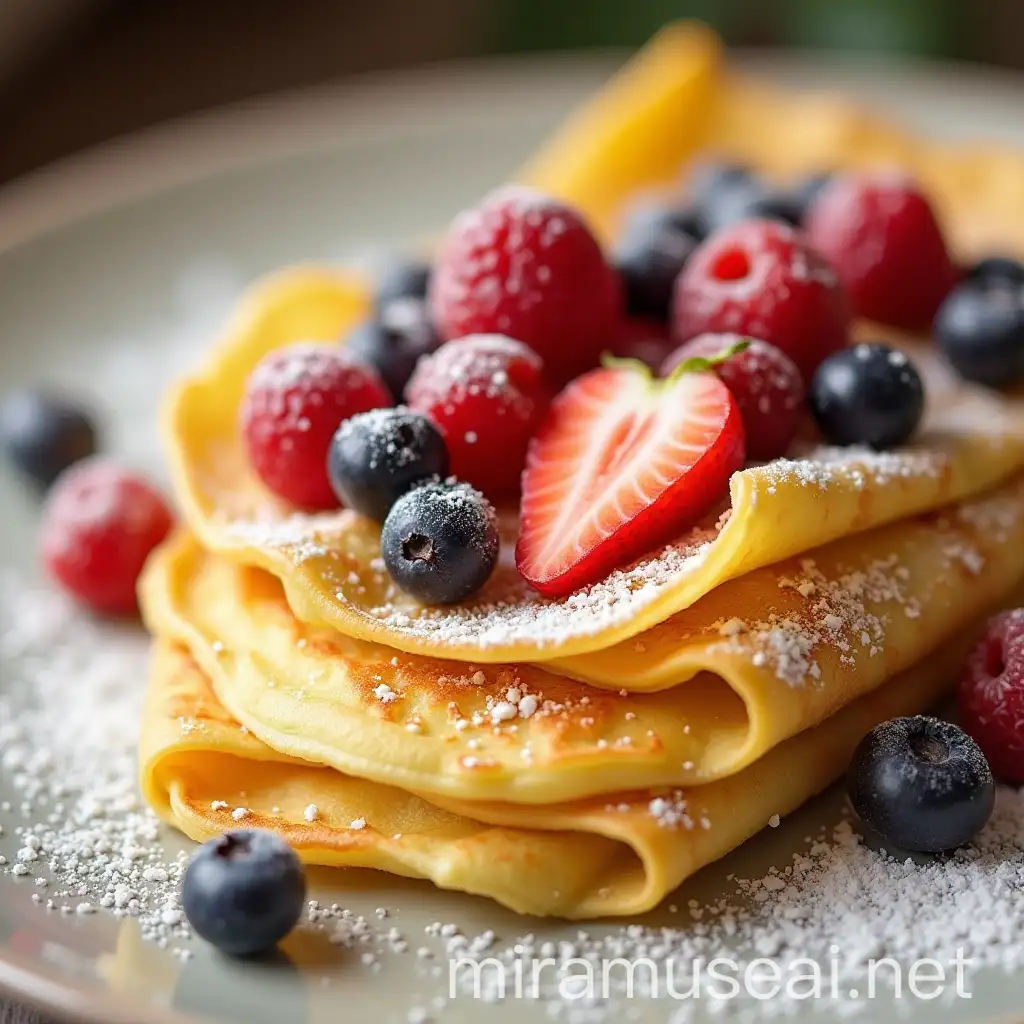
[[965, 255, 1024, 287], [686, 159, 754, 212], [328, 407, 448, 522], [1, 390, 97, 488], [181, 830, 306, 957], [374, 258, 431, 312], [614, 202, 703, 320], [344, 299, 440, 399], [847, 716, 994, 853], [809, 343, 924, 450], [381, 480, 499, 605], [934, 279, 1024, 389], [700, 184, 805, 234]]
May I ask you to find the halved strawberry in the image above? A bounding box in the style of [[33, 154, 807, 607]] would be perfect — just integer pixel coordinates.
[[516, 360, 745, 596]]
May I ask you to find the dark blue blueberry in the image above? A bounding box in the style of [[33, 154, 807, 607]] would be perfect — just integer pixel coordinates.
[[181, 830, 306, 957], [965, 256, 1024, 288], [374, 258, 431, 312], [344, 298, 440, 399], [934, 279, 1024, 389], [809, 342, 924, 450], [847, 716, 994, 854], [328, 407, 448, 522], [614, 202, 703, 320], [381, 480, 499, 605], [699, 183, 805, 234], [686, 159, 754, 212], [0, 390, 97, 488]]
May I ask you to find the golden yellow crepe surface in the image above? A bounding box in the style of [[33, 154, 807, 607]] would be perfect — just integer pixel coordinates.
[[164, 268, 1024, 664], [142, 587, 1020, 921], [142, 23, 1024, 918], [162, 23, 1024, 664], [141, 470, 1024, 806]]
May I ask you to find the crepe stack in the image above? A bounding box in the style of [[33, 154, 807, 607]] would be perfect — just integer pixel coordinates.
[[138, 23, 1024, 918]]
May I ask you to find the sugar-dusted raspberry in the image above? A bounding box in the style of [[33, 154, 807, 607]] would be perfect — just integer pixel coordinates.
[[40, 457, 173, 615], [240, 344, 391, 510], [805, 171, 958, 332], [958, 609, 1024, 784], [429, 186, 622, 385], [662, 335, 805, 462], [672, 218, 850, 380], [405, 334, 550, 502]]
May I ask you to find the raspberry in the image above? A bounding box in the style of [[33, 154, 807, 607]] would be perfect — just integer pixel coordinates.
[[672, 218, 850, 380], [240, 344, 391, 510], [805, 171, 957, 332], [958, 609, 1024, 784], [662, 334, 805, 462], [40, 458, 173, 615], [406, 334, 550, 502], [429, 186, 622, 385], [608, 317, 674, 371]]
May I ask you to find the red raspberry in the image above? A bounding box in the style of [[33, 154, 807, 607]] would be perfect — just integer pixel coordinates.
[[429, 186, 622, 385], [661, 334, 805, 462], [609, 317, 674, 371], [805, 171, 957, 332], [40, 458, 173, 615], [406, 334, 550, 502], [241, 344, 391, 510], [672, 218, 850, 380], [958, 609, 1024, 784]]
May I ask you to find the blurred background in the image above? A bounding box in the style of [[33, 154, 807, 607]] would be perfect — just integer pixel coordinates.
[[1, 0, 1021, 186]]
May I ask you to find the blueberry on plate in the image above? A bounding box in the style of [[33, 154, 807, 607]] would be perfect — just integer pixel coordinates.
[[344, 298, 440, 399], [0, 390, 98, 488], [374, 258, 431, 312], [381, 480, 499, 605], [614, 201, 704, 321], [809, 342, 925, 450], [328, 407, 449, 522], [965, 255, 1024, 287], [934, 277, 1024, 389], [847, 716, 994, 853], [181, 830, 306, 957]]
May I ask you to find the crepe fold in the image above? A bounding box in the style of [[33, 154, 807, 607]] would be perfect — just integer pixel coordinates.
[[140, 471, 1024, 916], [140, 22, 1024, 918], [142, 574, 1022, 920], [142, 473, 1024, 806]]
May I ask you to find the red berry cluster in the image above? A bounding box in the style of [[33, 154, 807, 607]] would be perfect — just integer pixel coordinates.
[[233, 168, 957, 598]]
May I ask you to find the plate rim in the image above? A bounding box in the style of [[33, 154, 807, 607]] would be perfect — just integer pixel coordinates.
[[4, 44, 1024, 1024]]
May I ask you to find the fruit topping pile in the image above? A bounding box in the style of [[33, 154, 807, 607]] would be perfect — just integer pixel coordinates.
[[217, 156, 1024, 605], [10, 157, 1020, 614]]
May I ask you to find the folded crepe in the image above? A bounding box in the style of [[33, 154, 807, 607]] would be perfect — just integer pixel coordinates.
[[141, 471, 1024, 805], [163, 267, 1024, 665], [161, 24, 1024, 665], [141, 22, 1024, 918], [141, 572, 1022, 920]]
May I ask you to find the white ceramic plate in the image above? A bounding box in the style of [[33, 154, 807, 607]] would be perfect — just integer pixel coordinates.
[[2, 49, 1024, 1024]]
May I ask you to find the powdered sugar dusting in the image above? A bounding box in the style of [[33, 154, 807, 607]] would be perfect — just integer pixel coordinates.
[[0, 574, 192, 951], [214, 430, 1013, 652]]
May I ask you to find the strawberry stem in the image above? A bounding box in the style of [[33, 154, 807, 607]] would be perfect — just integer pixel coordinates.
[[663, 338, 751, 385], [600, 339, 750, 389]]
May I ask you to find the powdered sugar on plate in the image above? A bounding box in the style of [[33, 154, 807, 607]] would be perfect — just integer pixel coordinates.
[[4, 570, 1024, 1020], [0, 573, 193, 954]]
